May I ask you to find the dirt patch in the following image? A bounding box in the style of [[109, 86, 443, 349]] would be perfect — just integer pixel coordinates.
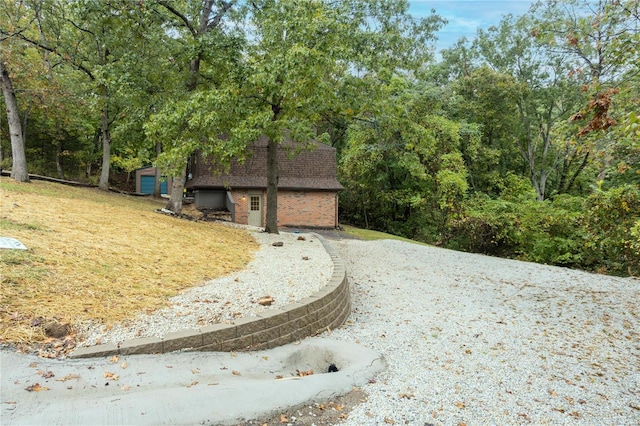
[[243, 387, 369, 425]]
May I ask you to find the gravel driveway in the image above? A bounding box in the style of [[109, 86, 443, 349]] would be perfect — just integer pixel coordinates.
[[323, 238, 639, 425]]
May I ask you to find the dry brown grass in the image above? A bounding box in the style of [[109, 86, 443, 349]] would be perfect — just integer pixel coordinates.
[[0, 178, 258, 344]]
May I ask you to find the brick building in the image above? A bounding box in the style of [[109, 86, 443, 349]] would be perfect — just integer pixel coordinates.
[[185, 136, 343, 228]]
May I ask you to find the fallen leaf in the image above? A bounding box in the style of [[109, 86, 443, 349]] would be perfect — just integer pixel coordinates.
[[262, 356, 268, 360], [296, 368, 313, 377], [4, 401, 17, 405], [464, 349, 472, 354], [399, 393, 415, 399], [109, 355, 119, 363], [25, 383, 49, 392], [186, 381, 198, 388], [56, 374, 80, 382], [333, 404, 344, 411], [317, 403, 326, 410], [232, 370, 241, 376], [365, 412, 374, 418], [384, 417, 395, 424], [103, 372, 120, 381], [569, 411, 582, 418], [258, 296, 274, 306], [120, 362, 128, 369], [39, 371, 55, 379], [191, 369, 200, 374], [455, 401, 465, 409], [275, 375, 283, 380], [279, 413, 289, 423], [120, 385, 131, 391]]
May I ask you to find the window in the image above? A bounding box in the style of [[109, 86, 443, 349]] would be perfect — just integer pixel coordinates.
[[250, 196, 260, 211]]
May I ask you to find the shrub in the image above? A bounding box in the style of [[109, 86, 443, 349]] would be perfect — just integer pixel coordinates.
[[446, 193, 586, 268], [582, 185, 640, 276]]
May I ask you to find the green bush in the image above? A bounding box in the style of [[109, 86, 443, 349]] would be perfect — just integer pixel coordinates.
[[446, 193, 586, 268], [582, 185, 640, 276], [445, 195, 522, 257]]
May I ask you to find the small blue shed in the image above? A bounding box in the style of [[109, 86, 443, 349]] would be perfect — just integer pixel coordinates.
[[135, 167, 169, 195]]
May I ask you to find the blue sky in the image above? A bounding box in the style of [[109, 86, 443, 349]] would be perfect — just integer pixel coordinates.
[[409, 1, 536, 52]]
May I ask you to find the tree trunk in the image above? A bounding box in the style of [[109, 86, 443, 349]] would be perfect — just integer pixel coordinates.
[[166, 167, 186, 213], [264, 137, 279, 234], [159, 0, 235, 214], [0, 60, 30, 182], [56, 137, 65, 179], [37, 8, 65, 180], [165, 54, 202, 212], [153, 141, 162, 197], [98, 100, 111, 191]]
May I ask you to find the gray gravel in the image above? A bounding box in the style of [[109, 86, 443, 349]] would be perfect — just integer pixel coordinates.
[[325, 239, 640, 425], [77, 229, 332, 347], [76, 230, 640, 425]]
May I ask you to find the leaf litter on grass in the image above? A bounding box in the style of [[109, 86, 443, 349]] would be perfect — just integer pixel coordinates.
[[0, 180, 258, 347]]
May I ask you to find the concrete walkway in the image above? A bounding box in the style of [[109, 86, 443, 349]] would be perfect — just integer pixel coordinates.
[[1, 338, 384, 425]]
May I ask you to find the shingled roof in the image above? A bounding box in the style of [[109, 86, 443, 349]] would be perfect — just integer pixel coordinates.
[[186, 136, 343, 191]]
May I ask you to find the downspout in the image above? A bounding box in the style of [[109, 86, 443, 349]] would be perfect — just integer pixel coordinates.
[[335, 193, 339, 229]]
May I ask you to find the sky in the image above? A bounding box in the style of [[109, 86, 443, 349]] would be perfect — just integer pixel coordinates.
[[409, 0, 537, 53]]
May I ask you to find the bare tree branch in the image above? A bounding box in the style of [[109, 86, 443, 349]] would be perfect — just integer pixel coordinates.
[[157, 1, 197, 37]]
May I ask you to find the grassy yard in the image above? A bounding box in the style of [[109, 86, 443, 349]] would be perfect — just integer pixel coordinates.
[[341, 224, 427, 245], [0, 179, 258, 346]]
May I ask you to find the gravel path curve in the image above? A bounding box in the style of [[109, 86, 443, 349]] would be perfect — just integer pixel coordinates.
[[77, 228, 639, 425], [325, 239, 639, 425], [78, 229, 333, 347]]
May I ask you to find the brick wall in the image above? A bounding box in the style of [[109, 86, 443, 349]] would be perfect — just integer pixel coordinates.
[[231, 189, 338, 228], [232, 190, 250, 225], [277, 191, 338, 228]]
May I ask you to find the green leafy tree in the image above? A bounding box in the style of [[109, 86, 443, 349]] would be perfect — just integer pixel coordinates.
[[451, 66, 525, 195], [532, 0, 640, 186], [147, 0, 240, 213], [172, 0, 443, 233], [339, 77, 468, 241]]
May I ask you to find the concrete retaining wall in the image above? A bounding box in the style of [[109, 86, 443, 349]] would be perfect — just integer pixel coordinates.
[[71, 235, 349, 358]]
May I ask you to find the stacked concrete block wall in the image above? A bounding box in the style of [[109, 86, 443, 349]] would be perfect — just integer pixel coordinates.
[[71, 235, 349, 358]]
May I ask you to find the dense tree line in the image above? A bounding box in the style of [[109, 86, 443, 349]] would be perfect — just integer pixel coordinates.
[[1, 0, 638, 275]]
